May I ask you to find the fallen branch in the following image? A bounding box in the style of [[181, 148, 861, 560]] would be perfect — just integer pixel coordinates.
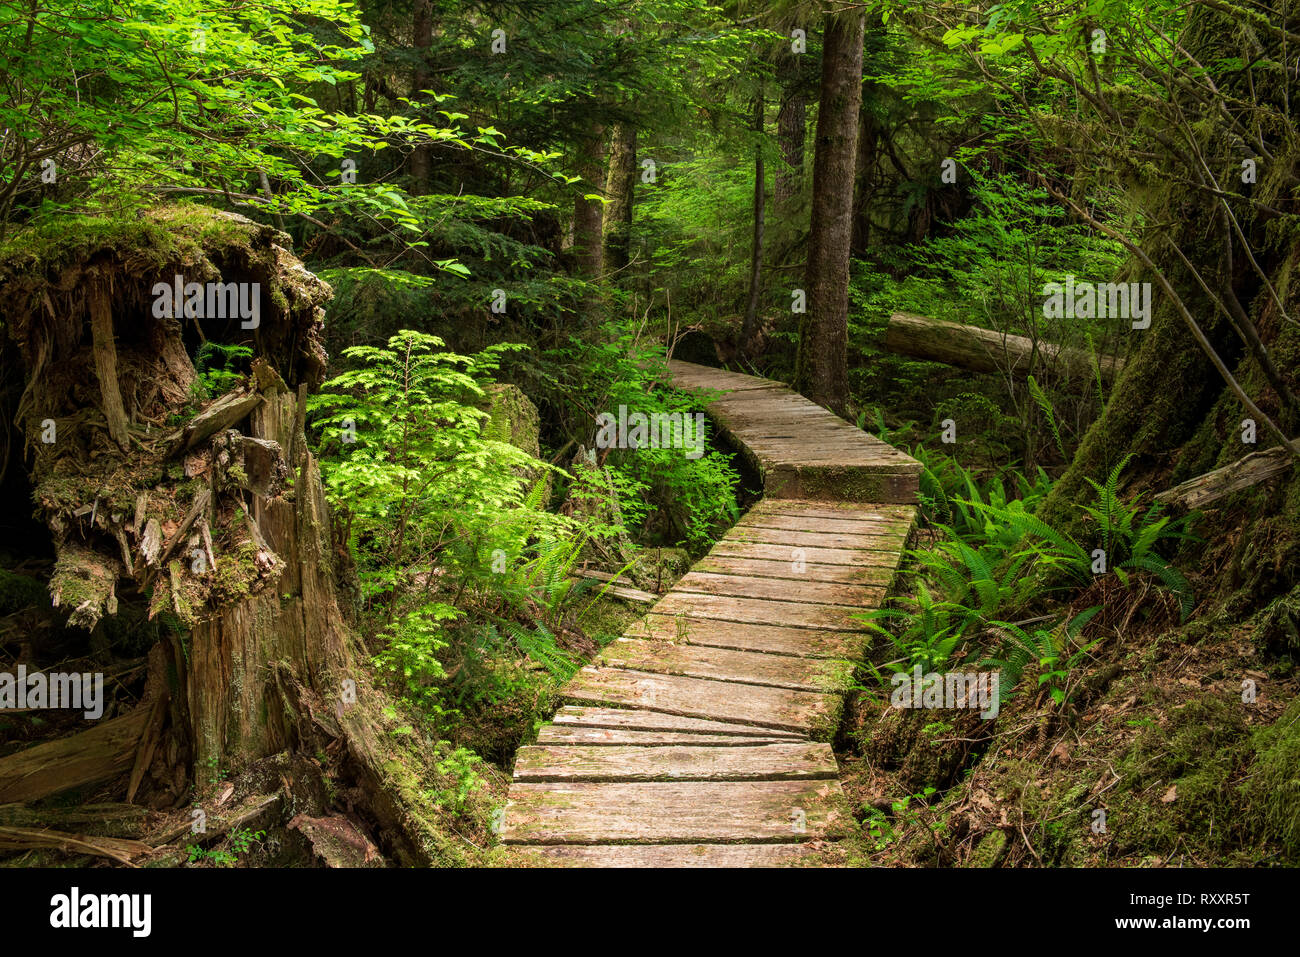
[[0, 802, 150, 838], [1155, 440, 1300, 509], [160, 390, 264, 457], [572, 570, 658, 604], [0, 825, 152, 865]]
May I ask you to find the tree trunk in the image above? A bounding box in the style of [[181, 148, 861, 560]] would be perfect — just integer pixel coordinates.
[[795, 10, 865, 416], [408, 0, 434, 193], [602, 124, 637, 278], [774, 57, 806, 206], [741, 91, 766, 352], [851, 92, 878, 256], [573, 123, 606, 277]]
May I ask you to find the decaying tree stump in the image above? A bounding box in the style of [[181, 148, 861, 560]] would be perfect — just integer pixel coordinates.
[[0, 206, 463, 864]]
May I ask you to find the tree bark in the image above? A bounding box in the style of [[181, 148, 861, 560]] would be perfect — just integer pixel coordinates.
[[602, 124, 637, 278], [408, 0, 434, 193], [89, 278, 130, 451], [795, 10, 865, 416], [774, 55, 806, 206], [741, 91, 766, 351], [573, 123, 606, 277]]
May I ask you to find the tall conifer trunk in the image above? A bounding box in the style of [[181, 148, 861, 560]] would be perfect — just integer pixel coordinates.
[[795, 10, 865, 415]]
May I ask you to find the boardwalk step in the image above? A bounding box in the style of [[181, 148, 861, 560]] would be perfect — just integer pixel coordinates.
[[749, 500, 917, 521], [535, 726, 797, 747], [597, 636, 852, 692], [693, 553, 898, 585], [501, 780, 852, 844], [513, 741, 837, 782], [565, 667, 842, 738], [550, 705, 802, 737], [626, 614, 866, 659], [738, 513, 911, 535], [673, 570, 883, 607], [724, 525, 908, 551], [512, 843, 825, 867], [708, 539, 896, 567], [650, 592, 870, 631]]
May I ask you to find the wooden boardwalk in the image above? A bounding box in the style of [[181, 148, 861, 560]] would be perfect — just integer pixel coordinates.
[[500, 361, 920, 866]]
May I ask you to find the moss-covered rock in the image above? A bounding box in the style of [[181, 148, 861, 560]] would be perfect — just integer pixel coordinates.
[[483, 382, 551, 506]]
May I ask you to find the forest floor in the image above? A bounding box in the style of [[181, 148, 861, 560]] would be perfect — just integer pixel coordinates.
[[837, 573, 1300, 867]]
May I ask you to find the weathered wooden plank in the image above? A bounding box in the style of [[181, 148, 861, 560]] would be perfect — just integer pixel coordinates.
[[627, 614, 867, 659], [550, 706, 801, 738], [510, 842, 822, 867], [672, 570, 882, 608], [749, 500, 917, 521], [737, 513, 912, 536], [651, 592, 870, 631], [738, 433, 895, 454], [598, 636, 853, 692], [713, 415, 865, 437], [709, 539, 894, 567], [501, 780, 851, 844], [513, 742, 837, 782], [724, 526, 907, 551], [565, 667, 841, 737], [693, 554, 897, 586], [535, 726, 796, 747], [707, 393, 830, 413]]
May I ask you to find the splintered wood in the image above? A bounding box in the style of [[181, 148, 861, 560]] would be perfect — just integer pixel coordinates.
[[499, 362, 920, 867]]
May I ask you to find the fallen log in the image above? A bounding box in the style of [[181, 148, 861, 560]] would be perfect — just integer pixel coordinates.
[[884, 312, 1125, 383], [0, 802, 150, 838], [1155, 440, 1300, 509], [0, 706, 149, 804]]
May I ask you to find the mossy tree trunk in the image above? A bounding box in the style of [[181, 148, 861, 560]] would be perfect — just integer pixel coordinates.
[[573, 122, 606, 278], [602, 123, 637, 278]]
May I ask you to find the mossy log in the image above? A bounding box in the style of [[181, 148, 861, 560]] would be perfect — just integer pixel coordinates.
[[885, 312, 1125, 383]]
